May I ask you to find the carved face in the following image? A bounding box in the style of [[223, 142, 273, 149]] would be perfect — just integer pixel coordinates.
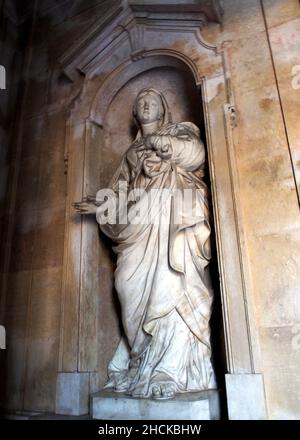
[[135, 92, 163, 125]]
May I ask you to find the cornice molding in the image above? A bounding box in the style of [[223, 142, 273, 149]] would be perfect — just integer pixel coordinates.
[[58, 1, 220, 81], [58, 1, 124, 80]]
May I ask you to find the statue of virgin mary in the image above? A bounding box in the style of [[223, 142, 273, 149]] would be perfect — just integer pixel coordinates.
[[74, 88, 216, 399]]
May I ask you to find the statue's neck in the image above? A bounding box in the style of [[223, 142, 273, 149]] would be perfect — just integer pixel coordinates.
[[141, 121, 159, 137]]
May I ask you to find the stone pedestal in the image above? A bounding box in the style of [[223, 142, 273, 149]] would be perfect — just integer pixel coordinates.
[[56, 373, 90, 416], [225, 374, 267, 420], [92, 390, 220, 420]]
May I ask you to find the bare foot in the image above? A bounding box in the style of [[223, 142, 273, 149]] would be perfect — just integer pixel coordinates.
[[152, 385, 161, 398], [151, 383, 175, 399]]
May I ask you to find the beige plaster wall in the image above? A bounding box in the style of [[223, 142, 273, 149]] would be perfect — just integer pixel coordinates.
[[202, 0, 300, 420]]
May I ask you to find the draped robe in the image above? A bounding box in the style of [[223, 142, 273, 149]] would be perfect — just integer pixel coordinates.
[[96, 121, 216, 397]]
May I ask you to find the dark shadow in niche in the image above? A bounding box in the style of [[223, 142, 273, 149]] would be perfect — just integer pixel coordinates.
[[98, 229, 123, 337], [198, 86, 228, 420]]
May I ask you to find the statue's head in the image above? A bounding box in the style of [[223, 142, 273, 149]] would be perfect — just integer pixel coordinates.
[[133, 88, 172, 127]]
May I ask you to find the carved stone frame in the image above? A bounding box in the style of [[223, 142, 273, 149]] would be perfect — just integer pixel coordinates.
[[55, 6, 267, 419]]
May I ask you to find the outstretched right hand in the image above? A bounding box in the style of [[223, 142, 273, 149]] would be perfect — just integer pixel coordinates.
[[73, 195, 99, 215]]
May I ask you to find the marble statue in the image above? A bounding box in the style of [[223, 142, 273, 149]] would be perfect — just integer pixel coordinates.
[[74, 88, 216, 400]]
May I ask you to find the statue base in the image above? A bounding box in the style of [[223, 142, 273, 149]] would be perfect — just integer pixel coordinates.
[[91, 389, 220, 420]]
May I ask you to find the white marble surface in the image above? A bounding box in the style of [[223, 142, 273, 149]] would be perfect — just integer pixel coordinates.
[[56, 372, 90, 416], [92, 390, 220, 420], [225, 374, 267, 420]]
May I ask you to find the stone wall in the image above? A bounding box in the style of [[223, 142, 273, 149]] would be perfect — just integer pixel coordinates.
[[0, 0, 299, 419], [0, 0, 33, 410], [0, 0, 118, 413], [202, 0, 300, 420]]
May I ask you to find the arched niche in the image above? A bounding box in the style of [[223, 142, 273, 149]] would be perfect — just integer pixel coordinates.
[[99, 61, 203, 187], [100, 61, 226, 395], [56, 15, 267, 419], [90, 54, 202, 128], [95, 61, 218, 374]]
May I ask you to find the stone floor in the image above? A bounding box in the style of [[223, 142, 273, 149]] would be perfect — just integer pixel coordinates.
[[0, 410, 91, 420]]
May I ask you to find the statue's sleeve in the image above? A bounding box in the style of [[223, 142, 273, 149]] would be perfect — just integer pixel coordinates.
[[168, 122, 205, 172]]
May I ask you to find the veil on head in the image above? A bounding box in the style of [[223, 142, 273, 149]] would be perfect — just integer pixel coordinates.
[[133, 88, 172, 135]]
